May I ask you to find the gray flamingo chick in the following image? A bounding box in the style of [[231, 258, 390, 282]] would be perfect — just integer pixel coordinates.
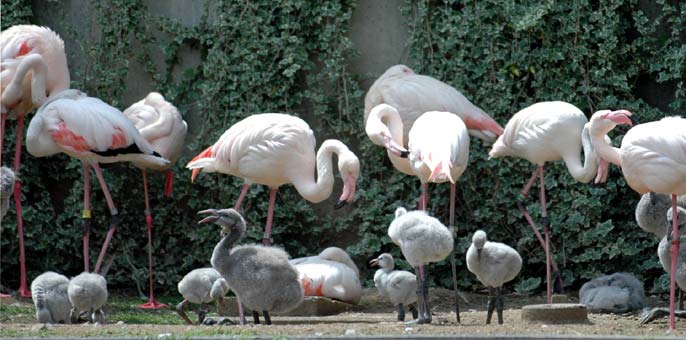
[[370, 253, 418, 321], [635, 192, 686, 237], [68, 272, 108, 324], [0, 166, 15, 220], [198, 208, 303, 325], [31, 271, 71, 324], [388, 207, 453, 324], [176, 268, 230, 324], [466, 230, 522, 324]]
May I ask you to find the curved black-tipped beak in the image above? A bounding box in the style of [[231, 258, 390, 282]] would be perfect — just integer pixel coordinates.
[[198, 215, 219, 225], [369, 258, 379, 267], [334, 200, 348, 209], [399, 150, 410, 158]]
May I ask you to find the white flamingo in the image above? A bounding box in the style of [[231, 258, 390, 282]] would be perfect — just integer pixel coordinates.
[[589, 111, 686, 331], [0, 25, 70, 297], [26, 89, 169, 275], [364, 64, 502, 176], [488, 101, 609, 303], [186, 113, 360, 246], [123, 92, 187, 309], [289, 247, 362, 304]]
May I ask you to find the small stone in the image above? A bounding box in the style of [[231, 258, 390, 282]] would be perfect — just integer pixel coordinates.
[[404, 327, 413, 332], [158, 333, 172, 339], [314, 332, 324, 336], [116, 321, 124, 325], [344, 329, 356, 335]]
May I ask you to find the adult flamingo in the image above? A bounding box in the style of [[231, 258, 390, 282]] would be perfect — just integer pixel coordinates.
[[488, 101, 609, 303], [366, 104, 468, 322], [0, 25, 70, 297], [186, 113, 360, 246], [364, 64, 502, 176], [123, 92, 187, 309], [589, 111, 685, 331], [26, 89, 169, 275]]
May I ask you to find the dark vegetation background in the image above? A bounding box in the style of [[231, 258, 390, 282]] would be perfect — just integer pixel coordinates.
[[1, 0, 684, 298]]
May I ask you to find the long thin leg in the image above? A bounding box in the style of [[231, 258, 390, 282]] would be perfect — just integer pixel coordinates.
[[406, 267, 425, 325], [234, 184, 250, 211], [262, 188, 277, 246], [396, 303, 406, 321], [496, 286, 504, 324], [486, 287, 495, 324], [0, 113, 8, 299], [92, 163, 120, 274], [420, 265, 432, 324], [409, 304, 418, 319], [262, 311, 271, 325], [197, 303, 207, 324], [419, 183, 428, 211], [252, 311, 260, 324], [139, 170, 167, 309], [82, 163, 91, 272], [175, 299, 193, 325], [237, 298, 246, 325], [13, 115, 30, 297], [669, 194, 679, 331], [540, 166, 552, 304], [449, 183, 460, 323]]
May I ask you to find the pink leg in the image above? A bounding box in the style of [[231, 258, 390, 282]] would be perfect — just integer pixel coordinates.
[[0, 113, 7, 298], [83, 163, 92, 272], [669, 194, 679, 331], [139, 170, 167, 309], [449, 183, 460, 323], [234, 184, 250, 211], [13, 115, 30, 297], [539, 166, 551, 304], [262, 188, 277, 246], [163, 170, 174, 198], [418, 183, 428, 211], [92, 163, 119, 274]]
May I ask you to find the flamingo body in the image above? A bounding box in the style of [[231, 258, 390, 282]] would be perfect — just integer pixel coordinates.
[[289, 255, 362, 304], [123, 92, 187, 170], [1, 25, 70, 115], [618, 117, 686, 195], [27, 90, 169, 168], [365, 65, 503, 143], [408, 111, 469, 184]]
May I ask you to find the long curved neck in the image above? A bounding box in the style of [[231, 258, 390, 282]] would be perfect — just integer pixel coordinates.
[[367, 105, 404, 147], [562, 123, 599, 183], [291, 140, 345, 203], [589, 123, 622, 166], [8, 54, 49, 107], [211, 227, 243, 268]]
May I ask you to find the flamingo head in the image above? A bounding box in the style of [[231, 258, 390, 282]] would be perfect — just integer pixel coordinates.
[[365, 104, 408, 158], [590, 109, 636, 133], [369, 253, 394, 270], [197, 208, 246, 238], [334, 150, 361, 209]]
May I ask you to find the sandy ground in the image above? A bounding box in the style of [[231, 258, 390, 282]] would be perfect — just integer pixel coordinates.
[[1, 288, 685, 338]]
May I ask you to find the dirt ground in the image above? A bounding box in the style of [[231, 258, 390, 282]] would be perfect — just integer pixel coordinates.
[[2, 288, 685, 338]]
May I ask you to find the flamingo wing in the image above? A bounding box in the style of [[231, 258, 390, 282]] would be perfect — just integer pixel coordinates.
[[409, 111, 469, 183]]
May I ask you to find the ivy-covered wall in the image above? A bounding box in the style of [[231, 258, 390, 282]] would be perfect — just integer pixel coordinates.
[[1, 0, 684, 297]]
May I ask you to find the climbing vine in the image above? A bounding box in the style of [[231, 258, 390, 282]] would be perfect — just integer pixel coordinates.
[[1, 0, 684, 297]]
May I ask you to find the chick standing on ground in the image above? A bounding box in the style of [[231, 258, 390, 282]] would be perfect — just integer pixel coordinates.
[[68, 272, 108, 324], [31, 271, 71, 324], [176, 268, 230, 325], [370, 253, 418, 321], [466, 230, 522, 325]]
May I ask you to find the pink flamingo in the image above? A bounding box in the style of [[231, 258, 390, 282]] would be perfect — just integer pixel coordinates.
[[364, 65, 501, 205], [186, 113, 360, 325], [589, 111, 685, 331], [26, 89, 169, 275], [488, 101, 610, 303], [0, 25, 70, 297], [123, 92, 187, 309], [366, 104, 469, 322]]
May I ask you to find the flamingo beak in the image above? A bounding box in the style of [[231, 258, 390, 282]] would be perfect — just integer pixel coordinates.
[[335, 174, 357, 209], [197, 209, 219, 224], [606, 110, 635, 126], [369, 258, 379, 267], [383, 135, 409, 158], [191, 168, 200, 182]]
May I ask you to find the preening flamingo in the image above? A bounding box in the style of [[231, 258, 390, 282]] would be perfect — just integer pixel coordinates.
[[489, 101, 609, 303], [123, 92, 187, 309], [364, 64, 502, 176], [186, 113, 360, 246], [26, 89, 170, 275], [589, 111, 685, 331], [0, 24, 70, 297], [367, 104, 467, 322]]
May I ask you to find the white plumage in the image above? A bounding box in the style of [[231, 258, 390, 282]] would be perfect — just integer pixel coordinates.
[[31, 271, 71, 324], [67, 272, 108, 324], [0, 166, 15, 220], [465, 230, 521, 324], [289, 247, 362, 304], [176, 268, 230, 324], [370, 253, 418, 321]]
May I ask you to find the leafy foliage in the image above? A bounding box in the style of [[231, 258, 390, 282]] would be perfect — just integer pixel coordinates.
[[0, 0, 684, 297]]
